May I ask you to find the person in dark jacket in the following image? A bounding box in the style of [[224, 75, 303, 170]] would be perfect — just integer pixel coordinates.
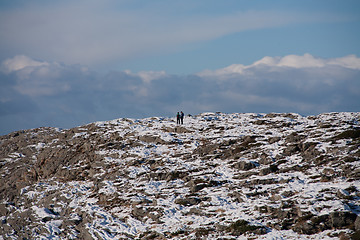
[[177, 112, 181, 124], [180, 111, 184, 124]]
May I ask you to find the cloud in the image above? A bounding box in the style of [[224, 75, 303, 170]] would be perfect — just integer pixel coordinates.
[[1, 54, 359, 135], [1, 55, 90, 97], [198, 54, 360, 77], [196, 54, 360, 114], [124, 70, 167, 84], [0, 1, 350, 67], [1, 55, 49, 73]]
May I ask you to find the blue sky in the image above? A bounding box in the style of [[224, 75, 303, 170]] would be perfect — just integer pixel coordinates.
[[0, 0, 360, 134]]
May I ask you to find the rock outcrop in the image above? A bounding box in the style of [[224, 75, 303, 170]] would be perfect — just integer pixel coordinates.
[[0, 112, 359, 239]]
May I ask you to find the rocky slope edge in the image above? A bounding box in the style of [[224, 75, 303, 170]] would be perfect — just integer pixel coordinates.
[[0, 112, 359, 239]]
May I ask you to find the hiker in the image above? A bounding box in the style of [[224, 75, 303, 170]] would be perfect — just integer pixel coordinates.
[[177, 112, 181, 124], [180, 111, 184, 124]]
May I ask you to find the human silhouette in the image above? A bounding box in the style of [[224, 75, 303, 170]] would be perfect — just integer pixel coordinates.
[[176, 112, 181, 124]]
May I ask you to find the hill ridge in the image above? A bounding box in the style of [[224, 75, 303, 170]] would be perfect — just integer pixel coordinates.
[[0, 112, 359, 239]]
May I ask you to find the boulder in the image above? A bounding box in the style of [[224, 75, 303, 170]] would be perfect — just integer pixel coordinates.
[[233, 161, 256, 171]]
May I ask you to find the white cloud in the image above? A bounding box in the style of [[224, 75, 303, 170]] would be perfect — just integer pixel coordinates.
[[125, 70, 167, 83], [1, 54, 359, 135], [1, 55, 49, 73], [198, 54, 360, 78], [262, 54, 360, 69], [268, 54, 325, 68], [1, 56, 75, 97], [327, 55, 360, 69]]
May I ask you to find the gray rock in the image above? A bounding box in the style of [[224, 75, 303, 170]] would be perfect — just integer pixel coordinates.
[[355, 216, 360, 231], [268, 137, 281, 144], [132, 207, 147, 220], [260, 164, 279, 176], [329, 211, 357, 228], [175, 197, 201, 206], [233, 161, 256, 171]]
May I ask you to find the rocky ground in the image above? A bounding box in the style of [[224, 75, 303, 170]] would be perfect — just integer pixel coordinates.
[[0, 112, 359, 239]]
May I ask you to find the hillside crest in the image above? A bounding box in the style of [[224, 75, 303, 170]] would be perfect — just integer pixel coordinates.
[[1, 112, 360, 239]]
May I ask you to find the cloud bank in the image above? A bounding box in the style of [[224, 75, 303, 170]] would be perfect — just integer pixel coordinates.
[[1, 54, 359, 135]]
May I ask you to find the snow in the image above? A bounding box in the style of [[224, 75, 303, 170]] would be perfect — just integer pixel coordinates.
[[3, 112, 359, 239]]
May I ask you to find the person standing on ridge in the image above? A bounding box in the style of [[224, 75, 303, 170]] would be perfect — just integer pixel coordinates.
[[177, 112, 181, 124], [180, 111, 184, 124]]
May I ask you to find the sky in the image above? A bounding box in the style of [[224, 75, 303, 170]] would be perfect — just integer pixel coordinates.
[[0, 0, 360, 135]]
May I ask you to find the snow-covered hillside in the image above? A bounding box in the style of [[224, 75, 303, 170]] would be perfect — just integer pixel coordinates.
[[0, 112, 359, 239]]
